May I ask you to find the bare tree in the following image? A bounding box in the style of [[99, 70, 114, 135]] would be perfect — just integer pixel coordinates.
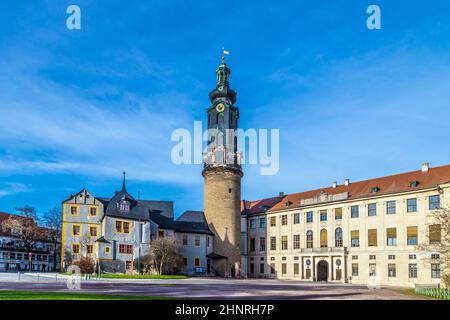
[[42, 206, 62, 271], [418, 206, 450, 287], [1, 206, 44, 252], [149, 237, 183, 275]]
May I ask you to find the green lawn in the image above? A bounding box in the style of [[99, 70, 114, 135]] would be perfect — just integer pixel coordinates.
[[0, 290, 171, 300], [100, 273, 188, 280], [398, 288, 438, 300]]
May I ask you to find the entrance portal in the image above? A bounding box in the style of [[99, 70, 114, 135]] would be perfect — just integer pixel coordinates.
[[317, 260, 328, 281]]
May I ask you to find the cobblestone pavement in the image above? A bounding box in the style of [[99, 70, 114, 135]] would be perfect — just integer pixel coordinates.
[[0, 272, 422, 300]]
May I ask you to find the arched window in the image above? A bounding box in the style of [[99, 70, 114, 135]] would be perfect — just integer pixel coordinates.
[[119, 200, 130, 212], [335, 228, 343, 247], [306, 230, 313, 248], [320, 229, 328, 248]]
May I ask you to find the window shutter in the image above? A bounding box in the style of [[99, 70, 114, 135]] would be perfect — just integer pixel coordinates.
[[387, 228, 397, 238], [351, 230, 359, 240], [335, 208, 343, 219], [368, 229, 377, 246], [429, 224, 441, 243], [320, 229, 327, 247], [407, 226, 418, 237]]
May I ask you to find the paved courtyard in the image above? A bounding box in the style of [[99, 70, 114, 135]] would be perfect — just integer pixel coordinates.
[[0, 272, 421, 300]]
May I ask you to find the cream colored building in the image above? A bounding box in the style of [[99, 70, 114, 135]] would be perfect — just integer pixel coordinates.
[[241, 163, 450, 287]]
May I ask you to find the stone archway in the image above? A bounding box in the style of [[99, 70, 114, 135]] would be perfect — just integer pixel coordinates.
[[317, 260, 328, 281]]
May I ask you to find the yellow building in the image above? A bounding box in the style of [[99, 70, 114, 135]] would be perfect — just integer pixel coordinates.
[[241, 163, 449, 287]]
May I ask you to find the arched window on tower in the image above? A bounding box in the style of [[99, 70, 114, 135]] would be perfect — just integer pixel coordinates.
[[320, 229, 328, 248], [119, 198, 130, 212], [335, 228, 343, 247], [306, 230, 313, 248]]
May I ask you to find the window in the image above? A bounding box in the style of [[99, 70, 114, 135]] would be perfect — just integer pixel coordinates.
[[320, 210, 327, 222], [158, 230, 165, 238], [89, 207, 97, 216], [115, 221, 122, 233], [89, 226, 98, 237], [306, 211, 313, 223], [409, 264, 417, 278], [369, 255, 376, 260], [194, 258, 200, 267], [282, 263, 287, 275], [429, 195, 440, 210], [281, 215, 288, 226], [386, 228, 397, 246], [182, 234, 188, 246], [249, 263, 254, 274], [195, 235, 201, 247], [431, 264, 440, 279], [431, 253, 440, 259], [260, 263, 265, 274], [86, 245, 93, 254], [352, 255, 358, 260], [352, 264, 359, 276], [293, 213, 300, 224], [70, 206, 78, 215], [270, 237, 276, 250], [207, 237, 210, 247], [294, 263, 299, 275], [281, 236, 288, 250], [306, 230, 313, 248], [72, 244, 80, 254], [9, 252, 16, 259], [72, 225, 81, 236], [270, 263, 275, 274], [335, 228, 343, 247], [104, 246, 111, 254], [250, 238, 256, 252], [259, 217, 266, 228], [368, 203, 377, 216], [407, 198, 417, 213], [409, 254, 417, 260], [123, 222, 130, 233], [388, 255, 396, 260], [351, 230, 360, 247], [119, 244, 133, 254], [126, 261, 132, 270], [320, 229, 328, 248], [369, 264, 377, 277], [386, 201, 396, 214], [260, 237, 266, 252], [183, 258, 188, 266], [407, 226, 418, 245], [293, 234, 300, 250], [368, 229, 377, 247], [270, 216, 276, 227], [351, 205, 359, 218], [250, 219, 256, 229], [388, 264, 396, 277], [335, 208, 343, 220], [429, 224, 441, 244], [119, 200, 130, 212]]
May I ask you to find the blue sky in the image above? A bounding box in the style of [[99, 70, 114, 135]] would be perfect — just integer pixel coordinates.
[[1, 0, 450, 217]]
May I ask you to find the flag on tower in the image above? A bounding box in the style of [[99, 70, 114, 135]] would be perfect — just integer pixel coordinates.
[[222, 49, 230, 55]]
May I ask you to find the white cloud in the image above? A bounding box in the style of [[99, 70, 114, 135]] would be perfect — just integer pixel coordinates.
[[0, 182, 33, 198]]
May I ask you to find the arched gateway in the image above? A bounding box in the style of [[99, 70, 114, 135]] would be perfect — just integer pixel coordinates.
[[317, 260, 329, 281]]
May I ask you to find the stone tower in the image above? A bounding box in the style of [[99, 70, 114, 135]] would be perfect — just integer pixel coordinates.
[[203, 55, 243, 277]]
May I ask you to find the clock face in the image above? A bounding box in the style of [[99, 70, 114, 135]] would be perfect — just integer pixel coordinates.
[[218, 86, 224, 91], [216, 103, 225, 113]]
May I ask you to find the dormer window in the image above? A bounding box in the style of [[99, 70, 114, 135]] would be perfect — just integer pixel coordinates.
[[118, 198, 130, 212], [284, 201, 292, 208], [410, 180, 420, 188], [371, 187, 380, 193]]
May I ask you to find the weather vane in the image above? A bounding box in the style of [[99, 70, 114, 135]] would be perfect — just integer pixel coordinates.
[[221, 47, 230, 62]]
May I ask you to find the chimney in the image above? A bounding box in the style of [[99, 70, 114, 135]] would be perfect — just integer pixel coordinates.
[[344, 179, 350, 186], [279, 192, 285, 198], [332, 181, 338, 188], [421, 162, 430, 173]]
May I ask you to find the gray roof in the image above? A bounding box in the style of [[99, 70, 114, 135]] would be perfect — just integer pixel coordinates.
[[174, 211, 214, 235]]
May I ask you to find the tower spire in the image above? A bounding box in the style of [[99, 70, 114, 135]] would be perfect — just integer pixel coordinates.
[[122, 171, 126, 191]]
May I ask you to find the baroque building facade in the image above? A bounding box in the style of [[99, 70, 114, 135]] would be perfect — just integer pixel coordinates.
[[241, 163, 450, 287]]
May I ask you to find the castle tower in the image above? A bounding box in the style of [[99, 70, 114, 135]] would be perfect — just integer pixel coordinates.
[[203, 54, 243, 277]]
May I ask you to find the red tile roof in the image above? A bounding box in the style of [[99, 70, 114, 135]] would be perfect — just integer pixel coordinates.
[[268, 164, 450, 212], [241, 196, 285, 215]]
